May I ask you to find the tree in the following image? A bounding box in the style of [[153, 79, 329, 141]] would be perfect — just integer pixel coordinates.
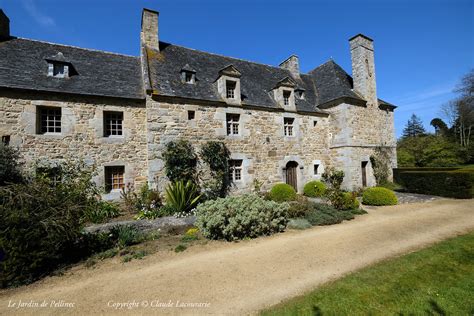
[[402, 114, 426, 138], [441, 69, 474, 148], [430, 118, 448, 136]]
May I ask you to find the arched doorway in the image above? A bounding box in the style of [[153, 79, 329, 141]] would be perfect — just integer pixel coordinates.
[[285, 161, 298, 191]]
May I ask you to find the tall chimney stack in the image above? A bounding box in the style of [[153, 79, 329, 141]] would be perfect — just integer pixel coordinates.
[[0, 9, 10, 40], [349, 34, 377, 105], [141, 8, 159, 51], [279, 55, 300, 79]]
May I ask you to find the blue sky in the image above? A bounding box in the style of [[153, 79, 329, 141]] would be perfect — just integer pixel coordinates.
[[1, 0, 472, 137]]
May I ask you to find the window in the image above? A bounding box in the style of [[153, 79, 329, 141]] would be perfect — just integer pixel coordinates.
[[229, 159, 243, 182], [188, 110, 195, 120], [296, 90, 305, 100], [182, 71, 195, 84], [313, 120, 318, 127], [37, 167, 61, 186], [38, 106, 61, 134], [283, 90, 291, 106], [1, 135, 10, 146], [226, 80, 236, 99], [105, 166, 125, 192], [226, 113, 240, 135], [53, 63, 65, 77], [314, 164, 319, 175], [284, 117, 294, 136], [104, 111, 123, 137]]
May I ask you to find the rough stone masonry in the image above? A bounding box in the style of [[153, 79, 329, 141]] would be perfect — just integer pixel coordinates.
[[0, 8, 397, 198]]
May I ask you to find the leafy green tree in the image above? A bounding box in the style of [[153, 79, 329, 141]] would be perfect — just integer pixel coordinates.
[[430, 118, 449, 136], [0, 144, 23, 186], [397, 135, 464, 167], [402, 114, 426, 138]]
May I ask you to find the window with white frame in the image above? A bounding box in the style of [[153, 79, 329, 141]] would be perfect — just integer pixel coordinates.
[[284, 117, 294, 136], [37, 106, 61, 134], [226, 113, 240, 135], [105, 166, 125, 192], [314, 164, 320, 175], [226, 80, 236, 99], [104, 111, 123, 137], [182, 71, 195, 84], [283, 90, 291, 106], [229, 159, 243, 182]]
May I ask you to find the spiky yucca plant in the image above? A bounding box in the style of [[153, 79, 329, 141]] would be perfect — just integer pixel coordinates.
[[165, 180, 201, 215]]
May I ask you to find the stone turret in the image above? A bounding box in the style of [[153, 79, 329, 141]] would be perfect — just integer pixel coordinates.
[[349, 34, 377, 105], [141, 8, 159, 51], [0, 9, 10, 40]]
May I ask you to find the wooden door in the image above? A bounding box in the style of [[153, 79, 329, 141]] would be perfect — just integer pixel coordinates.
[[361, 161, 368, 187], [286, 161, 298, 191]]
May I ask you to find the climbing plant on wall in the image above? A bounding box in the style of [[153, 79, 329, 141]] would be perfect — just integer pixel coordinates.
[[200, 141, 231, 200], [162, 139, 197, 183], [370, 147, 392, 185]]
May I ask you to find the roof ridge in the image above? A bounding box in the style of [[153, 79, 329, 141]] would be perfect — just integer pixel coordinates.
[[16, 37, 139, 59], [308, 59, 338, 74], [161, 41, 295, 74]]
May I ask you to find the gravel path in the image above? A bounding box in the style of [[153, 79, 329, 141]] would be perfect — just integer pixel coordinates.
[[1, 199, 473, 315]]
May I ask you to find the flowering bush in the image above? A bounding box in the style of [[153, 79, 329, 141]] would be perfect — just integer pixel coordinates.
[[195, 194, 289, 241]]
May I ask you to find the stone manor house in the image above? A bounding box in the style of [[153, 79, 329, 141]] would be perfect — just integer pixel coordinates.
[[0, 8, 396, 198]]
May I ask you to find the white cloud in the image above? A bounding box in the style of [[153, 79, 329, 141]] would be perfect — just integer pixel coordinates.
[[21, 0, 56, 27]]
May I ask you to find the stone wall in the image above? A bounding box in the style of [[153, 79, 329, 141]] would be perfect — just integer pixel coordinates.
[[146, 96, 331, 193], [0, 89, 148, 199]]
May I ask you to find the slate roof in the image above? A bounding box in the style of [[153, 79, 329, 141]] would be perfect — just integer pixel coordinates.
[[0, 37, 144, 99], [147, 42, 334, 113]]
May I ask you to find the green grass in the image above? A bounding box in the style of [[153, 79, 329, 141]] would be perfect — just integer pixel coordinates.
[[262, 232, 474, 316]]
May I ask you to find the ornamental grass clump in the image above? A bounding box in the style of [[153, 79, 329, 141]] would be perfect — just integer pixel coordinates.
[[195, 194, 289, 241], [362, 187, 398, 206]]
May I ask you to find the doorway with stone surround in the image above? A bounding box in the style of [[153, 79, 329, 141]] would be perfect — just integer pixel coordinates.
[[285, 161, 298, 191]]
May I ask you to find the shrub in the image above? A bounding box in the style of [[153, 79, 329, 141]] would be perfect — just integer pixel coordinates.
[[195, 194, 289, 241], [287, 218, 312, 230], [395, 169, 474, 199], [269, 183, 297, 202], [0, 143, 23, 186], [362, 187, 398, 206], [182, 227, 199, 242], [370, 147, 392, 185], [322, 168, 346, 210], [304, 203, 359, 226], [341, 192, 360, 210], [165, 180, 201, 216], [111, 226, 143, 249], [303, 181, 326, 197], [121, 183, 162, 218], [162, 139, 197, 183], [287, 201, 312, 218], [83, 201, 120, 223], [0, 161, 100, 287]]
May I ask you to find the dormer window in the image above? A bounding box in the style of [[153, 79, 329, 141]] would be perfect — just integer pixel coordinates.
[[217, 65, 241, 105], [295, 89, 305, 100], [48, 62, 69, 78], [226, 80, 236, 99], [273, 77, 296, 110], [181, 64, 196, 84]]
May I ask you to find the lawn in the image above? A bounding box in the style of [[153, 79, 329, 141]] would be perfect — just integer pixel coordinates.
[[262, 232, 474, 316]]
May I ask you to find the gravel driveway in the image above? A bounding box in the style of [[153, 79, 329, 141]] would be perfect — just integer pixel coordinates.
[[1, 198, 473, 315]]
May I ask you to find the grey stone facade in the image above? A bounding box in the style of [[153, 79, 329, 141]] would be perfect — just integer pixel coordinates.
[[0, 8, 397, 195]]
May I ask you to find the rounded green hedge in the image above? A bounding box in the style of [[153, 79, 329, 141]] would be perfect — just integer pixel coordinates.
[[362, 187, 398, 206], [269, 183, 297, 202], [303, 181, 327, 197]]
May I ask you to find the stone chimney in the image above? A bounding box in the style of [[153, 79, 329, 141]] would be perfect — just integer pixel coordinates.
[[349, 34, 377, 105], [141, 8, 159, 51], [279, 55, 300, 79], [0, 9, 10, 40]]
